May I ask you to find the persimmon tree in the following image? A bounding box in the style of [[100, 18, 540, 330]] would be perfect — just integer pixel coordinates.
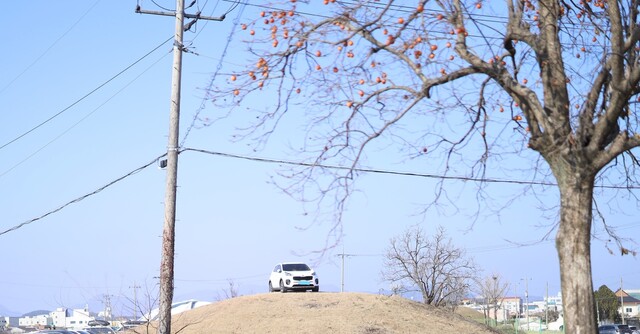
[[210, 1, 640, 333]]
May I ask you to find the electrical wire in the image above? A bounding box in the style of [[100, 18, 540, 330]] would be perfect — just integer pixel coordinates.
[[3, 145, 640, 238], [0, 154, 166, 237], [180, 0, 246, 146], [0, 35, 173, 153], [219, 0, 608, 46], [179, 147, 554, 187], [150, 0, 174, 11], [0, 0, 102, 96], [0, 49, 172, 180], [181, 147, 640, 189]]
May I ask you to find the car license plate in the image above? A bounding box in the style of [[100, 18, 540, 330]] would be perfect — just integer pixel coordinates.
[[299, 280, 310, 285]]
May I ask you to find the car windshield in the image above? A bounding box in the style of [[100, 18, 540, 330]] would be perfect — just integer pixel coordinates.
[[282, 263, 310, 271]]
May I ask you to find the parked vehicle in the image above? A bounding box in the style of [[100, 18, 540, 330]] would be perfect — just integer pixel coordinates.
[[599, 324, 633, 334], [617, 324, 633, 334], [599, 325, 619, 334], [268, 262, 319, 292], [83, 327, 115, 334], [87, 320, 110, 327]]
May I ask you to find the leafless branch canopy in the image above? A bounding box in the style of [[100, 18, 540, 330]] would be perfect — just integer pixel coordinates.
[[381, 225, 477, 306]]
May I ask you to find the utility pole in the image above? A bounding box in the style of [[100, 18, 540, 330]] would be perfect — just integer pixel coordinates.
[[520, 277, 530, 331], [621, 277, 625, 325], [102, 294, 113, 321], [545, 282, 548, 329], [136, 3, 223, 334], [130, 282, 141, 320], [336, 251, 353, 293], [525, 278, 529, 332]]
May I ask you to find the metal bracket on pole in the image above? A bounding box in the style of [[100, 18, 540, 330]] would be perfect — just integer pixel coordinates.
[[135, 6, 225, 22]]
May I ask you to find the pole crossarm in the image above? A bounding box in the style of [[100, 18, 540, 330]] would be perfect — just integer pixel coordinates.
[[135, 6, 225, 22]]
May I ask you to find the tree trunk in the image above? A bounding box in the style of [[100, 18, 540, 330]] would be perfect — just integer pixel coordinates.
[[554, 163, 597, 334]]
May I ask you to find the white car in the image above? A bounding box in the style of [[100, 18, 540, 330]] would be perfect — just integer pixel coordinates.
[[268, 262, 319, 292]]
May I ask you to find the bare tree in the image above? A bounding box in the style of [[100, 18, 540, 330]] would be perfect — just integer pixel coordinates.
[[214, 280, 241, 301], [476, 274, 510, 326], [381, 226, 477, 307], [127, 282, 158, 334], [209, 1, 640, 333]]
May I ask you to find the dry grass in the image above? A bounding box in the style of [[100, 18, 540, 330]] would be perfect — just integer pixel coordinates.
[[128, 292, 500, 334]]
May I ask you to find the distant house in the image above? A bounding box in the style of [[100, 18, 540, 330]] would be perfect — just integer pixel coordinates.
[[615, 289, 640, 319], [626, 289, 640, 300]]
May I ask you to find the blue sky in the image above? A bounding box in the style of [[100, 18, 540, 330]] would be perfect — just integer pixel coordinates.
[[0, 0, 638, 316]]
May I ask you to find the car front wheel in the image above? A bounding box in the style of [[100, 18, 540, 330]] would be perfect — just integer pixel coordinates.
[[279, 280, 286, 293]]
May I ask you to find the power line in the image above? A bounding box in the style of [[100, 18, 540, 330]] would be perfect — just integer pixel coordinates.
[[3, 146, 640, 238], [181, 147, 640, 189], [180, 0, 246, 146], [0, 0, 102, 96], [175, 273, 264, 283], [0, 35, 173, 153], [0, 50, 172, 180], [217, 0, 607, 54], [0, 154, 165, 237]]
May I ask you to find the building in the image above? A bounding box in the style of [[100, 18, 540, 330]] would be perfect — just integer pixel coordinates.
[[461, 296, 522, 322], [17, 307, 95, 330], [1, 316, 19, 329], [501, 296, 522, 318], [626, 289, 640, 300], [50, 306, 94, 329], [545, 292, 563, 312], [615, 289, 640, 319], [18, 313, 51, 329]]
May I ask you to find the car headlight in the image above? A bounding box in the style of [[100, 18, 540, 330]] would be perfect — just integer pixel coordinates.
[[311, 271, 316, 276], [285, 272, 292, 276]]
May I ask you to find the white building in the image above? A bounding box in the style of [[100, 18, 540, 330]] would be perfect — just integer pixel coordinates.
[[545, 292, 563, 312], [67, 307, 94, 329], [18, 307, 94, 330], [18, 313, 51, 328], [50, 306, 94, 329]]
